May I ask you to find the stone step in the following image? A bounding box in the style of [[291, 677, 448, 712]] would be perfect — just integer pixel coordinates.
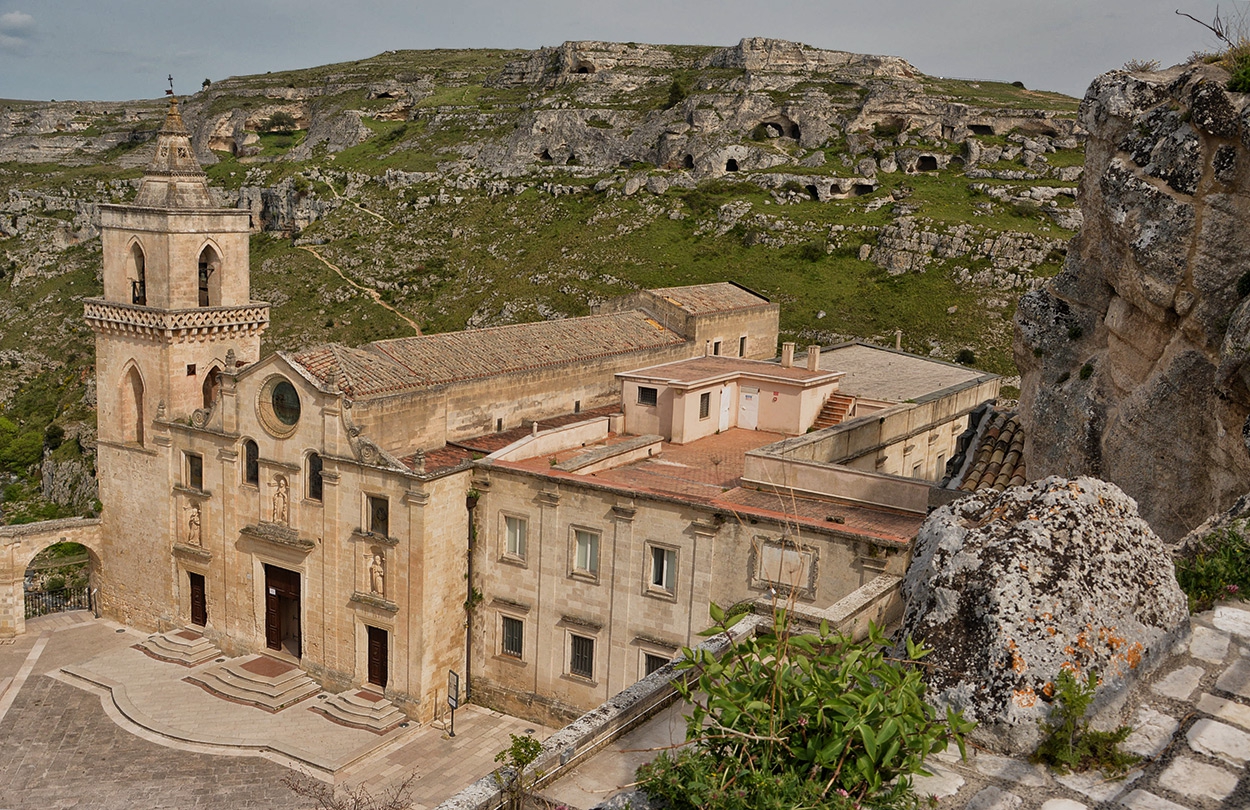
[[137, 628, 221, 667], [186, 655, 322, 712], [311, 688, 406, 734]]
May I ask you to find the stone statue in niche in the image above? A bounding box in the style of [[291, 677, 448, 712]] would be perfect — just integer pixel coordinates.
[[271, 475, 289, 525], [185, 502, 202, 546], [369, 552, 385, 596]]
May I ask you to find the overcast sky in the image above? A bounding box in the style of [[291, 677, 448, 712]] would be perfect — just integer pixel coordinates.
[[0, 0, 1242, 102]]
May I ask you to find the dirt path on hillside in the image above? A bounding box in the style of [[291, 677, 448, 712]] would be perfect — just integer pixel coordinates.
[[297, 245, 421, 335]]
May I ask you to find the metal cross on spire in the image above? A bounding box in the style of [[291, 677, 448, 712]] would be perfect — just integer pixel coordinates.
[[166, 75, 174, 96]]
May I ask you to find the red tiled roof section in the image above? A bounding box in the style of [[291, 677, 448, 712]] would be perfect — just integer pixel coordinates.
[[378, 311, 684, 385], [398, 444, 477, 474], [958, 411, 1026, 493], [650, 283, 770, 313], [288, 311, 685, 399], [288, 344, 415, 398]]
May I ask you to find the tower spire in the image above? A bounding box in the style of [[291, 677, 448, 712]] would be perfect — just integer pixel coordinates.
[[132, 93, 215, 209]]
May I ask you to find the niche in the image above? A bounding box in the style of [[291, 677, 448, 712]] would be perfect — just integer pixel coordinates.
[[725, 158, 739, 172]]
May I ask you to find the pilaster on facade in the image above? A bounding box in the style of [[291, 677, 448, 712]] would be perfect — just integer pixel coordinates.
[[83, 298, 270, 344]]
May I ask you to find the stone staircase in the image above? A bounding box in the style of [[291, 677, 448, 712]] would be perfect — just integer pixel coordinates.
[[310, 687, 406, 734], [136, 628, 221, 667], [812, 393, 856, 429], [185, 654, 321, 712]]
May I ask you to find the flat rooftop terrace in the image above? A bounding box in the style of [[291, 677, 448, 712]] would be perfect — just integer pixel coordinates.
[[811, 342, 986, 403]]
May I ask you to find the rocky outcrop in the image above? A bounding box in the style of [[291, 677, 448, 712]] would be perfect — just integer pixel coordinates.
[[900, 476, 1188, 754], [1015, 62, 1250, 542]]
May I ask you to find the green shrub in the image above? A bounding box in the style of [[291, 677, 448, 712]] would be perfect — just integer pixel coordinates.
[[796, 241, 826, 262], [1079, 362, 1094, 380], [665, 78, 688, 110], [1176, 520, 1250, 611], [261, 111, 297, 134], [1031, 669, 1138, 776], [956, 348, 976, 366], [1229, 54, 1250, 93], [636, 610, 972, 810], [1067, 325, 1083, 340]]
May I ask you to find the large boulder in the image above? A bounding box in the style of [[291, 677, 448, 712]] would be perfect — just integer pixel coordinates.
[[900, 476, 1188, 754], [1015, 62, 1250, 541]]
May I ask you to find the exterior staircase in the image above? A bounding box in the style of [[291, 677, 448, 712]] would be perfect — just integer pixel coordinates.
[[185, 654, 321, 712], [812, 393, 856, 429], [310, 687, 406, 734], [137, 628, 221, 667]]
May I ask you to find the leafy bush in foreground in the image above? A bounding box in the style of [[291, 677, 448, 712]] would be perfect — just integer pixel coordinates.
[[637, 609, 972, 810]]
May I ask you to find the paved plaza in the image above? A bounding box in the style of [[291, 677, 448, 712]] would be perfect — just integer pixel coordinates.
[[0, 612, 551, 809]]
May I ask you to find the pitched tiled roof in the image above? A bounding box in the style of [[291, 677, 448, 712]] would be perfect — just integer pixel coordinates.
[[649, 282, 770, 314], [957, 411, 1026, 493], [289, 310, 684, 399]]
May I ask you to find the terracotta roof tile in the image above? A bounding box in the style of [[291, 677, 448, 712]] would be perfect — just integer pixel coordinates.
[[957, 411, 1027, 493], [288, 311, 685, 399]]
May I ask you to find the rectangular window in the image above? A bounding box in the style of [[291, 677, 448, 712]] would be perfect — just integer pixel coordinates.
[[501, 616, 523, 658], [574, 529, 599, 575], [712, 340, 722, 356], [912, 462, 924, 479], [637, 386, 658, 406], [368, 495, 389, 537], [699, 391, 711, 420], [644, 653, 668, 677], [739, 335, 747, 356], [186, 453, 203, 491], [505, 515, 527, 559], [570, 634, 595, 679], [650, 545, 676, 592]]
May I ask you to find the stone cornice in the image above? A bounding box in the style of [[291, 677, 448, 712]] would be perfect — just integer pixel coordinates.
[[84, 298, 269, 343]]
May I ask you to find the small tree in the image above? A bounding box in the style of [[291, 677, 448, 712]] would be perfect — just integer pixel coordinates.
[[493, 732, 544, 810], [262, 111, 298, 134], [201, 78, 212, 91], [637, 607, 973, 810], [281, 772, 415, 810]]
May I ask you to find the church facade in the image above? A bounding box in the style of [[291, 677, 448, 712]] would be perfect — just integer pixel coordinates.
[[83, 98, 993, 725]]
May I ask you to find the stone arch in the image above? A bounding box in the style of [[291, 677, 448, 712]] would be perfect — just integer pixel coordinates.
[[126, 239, 147, 305], [201, 364, 222, 410], [1, 518, 104, 636], [120, 362, 145, 445], [197, 241, 223, 307]]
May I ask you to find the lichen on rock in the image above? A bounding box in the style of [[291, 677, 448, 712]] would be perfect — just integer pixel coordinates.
[[900, 476, 1187, 754]]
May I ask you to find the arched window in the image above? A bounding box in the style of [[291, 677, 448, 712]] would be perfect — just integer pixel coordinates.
[[242, 439, 259, 486], [129, 243, 146, 305], [202, 366, 221, 409], [198, 245, 221, 307], [122, 366, 145, 445], [307, 453, 323, 502]]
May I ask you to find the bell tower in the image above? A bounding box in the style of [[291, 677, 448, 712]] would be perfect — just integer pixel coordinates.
[[86, 96, 269, 442]]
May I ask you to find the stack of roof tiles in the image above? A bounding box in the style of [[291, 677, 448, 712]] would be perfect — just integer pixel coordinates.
[[957, 411, 1026, 493]]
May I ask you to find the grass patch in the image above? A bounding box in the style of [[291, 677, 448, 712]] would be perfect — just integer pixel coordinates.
[[1176, 520, 1250, 612]]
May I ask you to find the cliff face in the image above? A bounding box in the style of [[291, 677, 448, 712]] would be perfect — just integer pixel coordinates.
[[1015, 62, 1250, 541]]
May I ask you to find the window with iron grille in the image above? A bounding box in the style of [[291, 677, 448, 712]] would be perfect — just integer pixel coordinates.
[[501, 616, 523, 658], [368, 495, 389, 537], [570, 634, 595, 679], [644, 653, 668, 677], [699, 391, 711, 419], [637, 386, 658, 406]]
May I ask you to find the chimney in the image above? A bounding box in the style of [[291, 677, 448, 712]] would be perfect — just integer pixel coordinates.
[[704, 340, 711, 357], [807, 345, 821, 371], [781, 342, 795, 368], [531, 422, 539, 436]]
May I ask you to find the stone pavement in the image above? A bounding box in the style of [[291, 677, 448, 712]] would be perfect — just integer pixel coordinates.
[[543, 604, 1250, 809], [0, 612, 552, 809]]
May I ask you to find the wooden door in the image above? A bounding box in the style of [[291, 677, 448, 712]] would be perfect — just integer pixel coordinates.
[[189, 572, 207, 627], [367, 626, 388, 687]]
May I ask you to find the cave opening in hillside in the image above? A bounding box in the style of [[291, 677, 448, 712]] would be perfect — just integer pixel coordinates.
[[806, 184, 820, 201], [575, 62, 596, 74], [970, 124, 995, 136], [917, 155, 939, 172], [539, 149, 553, 162], [949, 155, 965, 169], [683, 154, 694, 170], [725, 158, 739, 172], [852, 184, 875, 196]]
